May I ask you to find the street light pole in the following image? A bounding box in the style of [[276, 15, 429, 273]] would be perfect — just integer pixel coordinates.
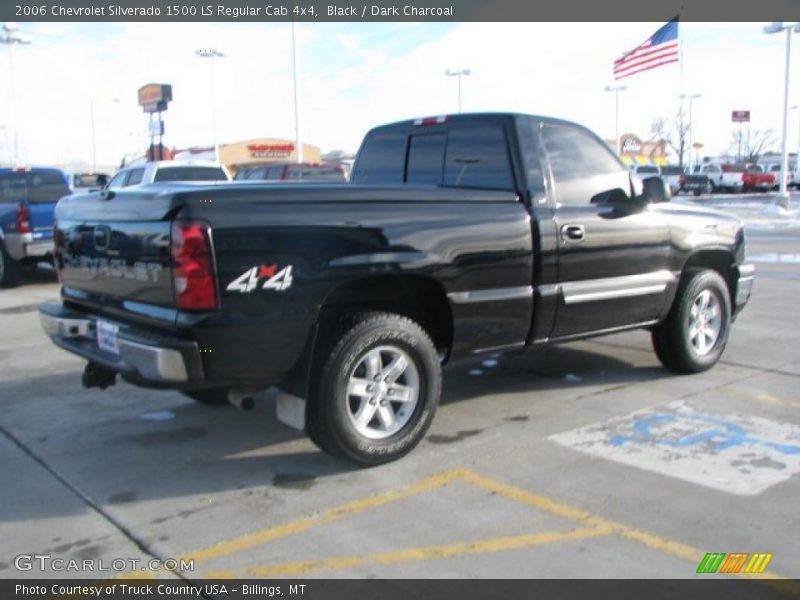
[[445, 69, 471, 113], [680, 93, 701, 169], [604, 84, 627, 155], [195, 48, 225, 163], [1, 23, 33, 165], [764, 22, 799, 204], [291, 21, 303, 163], [90, 99, 96, 172]]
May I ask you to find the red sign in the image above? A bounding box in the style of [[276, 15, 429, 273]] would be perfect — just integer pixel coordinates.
[[247, 143, 294, 158], [731, 110, 750, 123]]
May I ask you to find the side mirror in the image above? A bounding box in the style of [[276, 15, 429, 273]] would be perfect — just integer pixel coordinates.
[[641, 176, 670, 203]]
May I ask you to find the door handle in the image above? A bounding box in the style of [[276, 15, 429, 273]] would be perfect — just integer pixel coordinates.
[[560, 224, 586, 242]]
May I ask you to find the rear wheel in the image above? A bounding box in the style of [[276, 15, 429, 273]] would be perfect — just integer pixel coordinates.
[[306, 312, 441, 465], [181, 388, 230, 406], [652, 269, 731, 373], [0, 242, 22, 288]]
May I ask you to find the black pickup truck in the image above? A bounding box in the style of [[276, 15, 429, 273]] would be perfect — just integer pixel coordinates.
[[39, 113, 754, 465]]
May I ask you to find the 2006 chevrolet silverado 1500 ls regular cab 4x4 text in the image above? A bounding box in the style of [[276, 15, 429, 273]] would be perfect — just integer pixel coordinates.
[[39, 113, 754, 464]]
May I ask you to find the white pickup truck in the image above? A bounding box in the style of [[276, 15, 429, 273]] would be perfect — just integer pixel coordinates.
[[699, 164, 743, 193]]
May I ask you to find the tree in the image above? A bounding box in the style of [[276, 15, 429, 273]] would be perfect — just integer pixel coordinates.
[[728, 128, 778, 163], [650, 107, 690, 168]]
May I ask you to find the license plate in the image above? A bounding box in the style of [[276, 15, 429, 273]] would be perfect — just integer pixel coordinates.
[[97, 320, 120, 356]]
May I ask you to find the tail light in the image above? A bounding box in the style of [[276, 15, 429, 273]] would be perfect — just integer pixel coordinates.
[[16, 204, 31, 234], [171, 222, 217, 311]]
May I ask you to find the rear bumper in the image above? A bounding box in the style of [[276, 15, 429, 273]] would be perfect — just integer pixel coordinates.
[[4, 232, 53, 261], [734, 263, 755, 314], [39, 302, 204, 384]]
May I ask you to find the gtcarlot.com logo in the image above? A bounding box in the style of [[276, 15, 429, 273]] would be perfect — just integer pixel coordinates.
[[14, 554, 194, 572], [696, 552, 773, 574]]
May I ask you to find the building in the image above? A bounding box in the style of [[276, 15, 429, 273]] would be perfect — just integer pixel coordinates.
[[172, 138, 322, 177], [607, 133, 668, 167]]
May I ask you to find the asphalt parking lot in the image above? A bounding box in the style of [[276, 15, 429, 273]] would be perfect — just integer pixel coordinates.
[[1, 193, 799, 583]]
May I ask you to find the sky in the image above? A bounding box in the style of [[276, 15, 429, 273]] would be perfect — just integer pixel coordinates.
[[0, 21, 796, 169]]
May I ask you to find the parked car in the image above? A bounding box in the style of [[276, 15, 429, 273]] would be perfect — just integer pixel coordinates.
[[679, 168, 711, 196], [701, 164, 744, 193], [234, 162, 347, 182], [40, 113, 754, 465], [766, 163, 794, 190], [629, 164, 661, 181], [106, 161, 230, 190], [659, 165, 684, 195], [0, 167, 70, 287], [741, 165, 776, 193]]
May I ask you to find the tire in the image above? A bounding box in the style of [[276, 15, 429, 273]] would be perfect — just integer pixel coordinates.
[[181, 388, 230, 405], [652, 269, 732, 374], [693, 189, 701, 197], [0, 241, 22, 288], [306, 312, 441, 466]]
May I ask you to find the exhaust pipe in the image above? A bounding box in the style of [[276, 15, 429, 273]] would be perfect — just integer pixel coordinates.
[[228, 387, 256, 411], [82, 362, 117, 389]]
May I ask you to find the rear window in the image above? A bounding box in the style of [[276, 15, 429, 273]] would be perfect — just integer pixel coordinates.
[[0, 169, 70, 203], [660, 166, 684, 175], [154, 166, 228, 183], [746, 166, 763, 173], [406, 134, 446, 184], [352, 131, 407, 183]]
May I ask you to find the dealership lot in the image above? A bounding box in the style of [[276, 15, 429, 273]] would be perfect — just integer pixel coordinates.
[[1, 195, 799, 582]]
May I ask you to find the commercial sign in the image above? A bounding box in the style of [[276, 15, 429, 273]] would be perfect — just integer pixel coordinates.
[[619, 134, 642, 155], [248, 143, 295, 158], [731, 110, 750, 123], [138, 83, 173, 114]]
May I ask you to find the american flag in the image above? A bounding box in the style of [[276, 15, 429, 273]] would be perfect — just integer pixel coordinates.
[[614, 19, 679, 80]]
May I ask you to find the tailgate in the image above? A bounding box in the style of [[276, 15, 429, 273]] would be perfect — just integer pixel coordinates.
[[54, 189, 180, 307]]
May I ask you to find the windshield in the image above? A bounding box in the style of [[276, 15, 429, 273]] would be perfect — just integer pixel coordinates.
[[153, 166, 228, 183], [0, 169, 70, 203], [745, 166, 763, 173], [636, 166, 659, 174], [660, 166, 684, 175], [285, 165, 346, 181], [73, 173, 108, 187]]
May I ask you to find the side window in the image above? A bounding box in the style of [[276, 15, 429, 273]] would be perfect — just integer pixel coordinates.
[[540, 124, 629, 206], [443, 125, 513, 191], [406, 134, 446, 184], [351, 131, 407, 183], [125, 168, 145, 186], [107, 171, 129, 190]]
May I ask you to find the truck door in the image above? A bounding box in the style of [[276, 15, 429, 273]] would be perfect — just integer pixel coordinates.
[[539, 123, 672, 339]]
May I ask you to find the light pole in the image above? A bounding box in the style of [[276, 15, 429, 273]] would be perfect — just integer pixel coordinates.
[[291, 22, 303, 163], [604, 84, 627, 155], [195, 48, 225, 163], [791, 105, 800, 178], [764, 21, 800, 204], [1, 23, 33, 165], [680, 93, 701, 169], [445, 68, 471, 113]]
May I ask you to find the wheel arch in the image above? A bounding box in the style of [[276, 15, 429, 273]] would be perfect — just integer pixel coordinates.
[[680, 248, 737, 304]]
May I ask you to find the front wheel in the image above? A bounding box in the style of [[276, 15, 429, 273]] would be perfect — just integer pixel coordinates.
[[652, 269, 732, 373], [306, 313, 441, 465]]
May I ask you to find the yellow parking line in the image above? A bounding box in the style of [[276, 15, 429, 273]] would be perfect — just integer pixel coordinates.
[[173, 467, 796, 588], [185, 469, 462, 563], [248, 526, 610, 577]]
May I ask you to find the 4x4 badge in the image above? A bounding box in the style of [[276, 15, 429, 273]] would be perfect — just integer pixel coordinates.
[[226, 264, 293, 293]]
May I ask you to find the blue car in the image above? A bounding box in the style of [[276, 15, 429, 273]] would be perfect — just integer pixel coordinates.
[[0, 167, 71, 287]]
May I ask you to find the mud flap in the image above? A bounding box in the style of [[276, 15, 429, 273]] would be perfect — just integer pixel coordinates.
[[276, 389, 306, 430]]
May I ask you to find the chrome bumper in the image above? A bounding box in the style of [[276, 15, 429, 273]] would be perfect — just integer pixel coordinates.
[[39, 303, 203, 384], [3, 232, 53, 260], [735, 263, 755, 312]]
